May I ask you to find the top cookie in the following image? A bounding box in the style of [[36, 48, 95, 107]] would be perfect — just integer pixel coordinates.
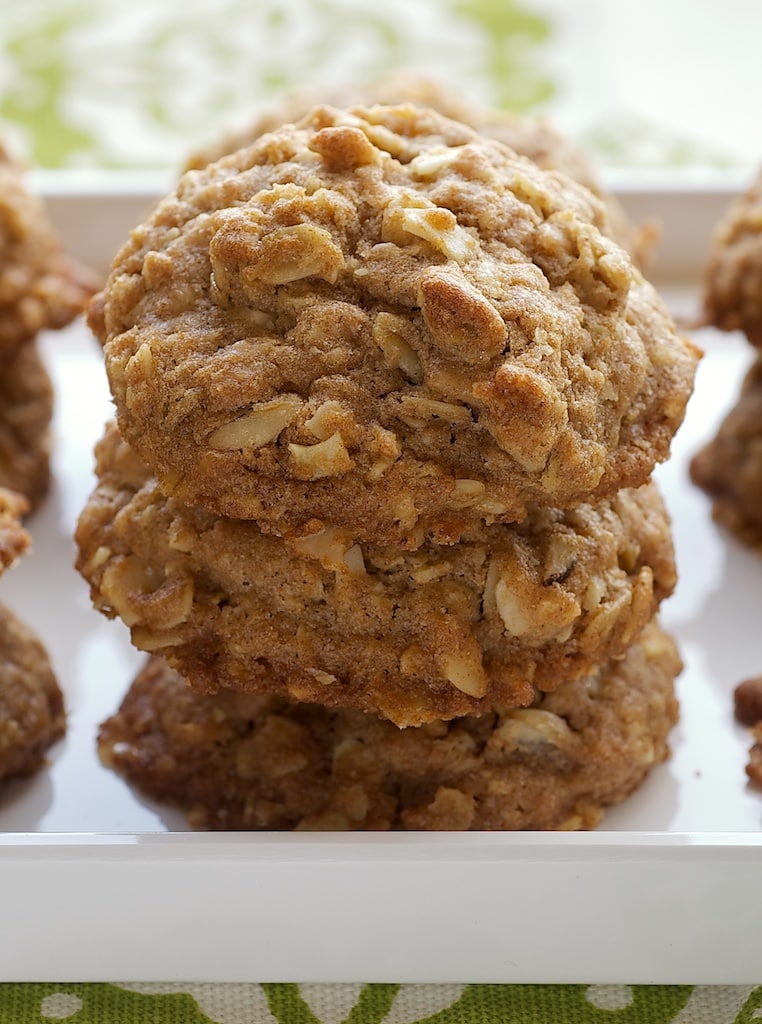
[[185, 71, 647, 263], [95, 104, 698, 545], [0, 141, 96, 357], [703, 169, 762, 345]]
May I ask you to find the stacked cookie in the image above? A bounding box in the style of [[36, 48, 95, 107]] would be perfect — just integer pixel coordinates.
[[0, 489, 65, 786], [0, 140, 95, 509], [77, 104, 698, 829], [691, 170, 762, 549], [0, 138, 95, 791]]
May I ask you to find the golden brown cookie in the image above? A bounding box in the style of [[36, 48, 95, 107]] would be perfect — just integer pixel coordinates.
[[0, 342, 54, 511], [690, 352, 762, 550], [98, 617, 680, 831], [0, 600, 65, 785], [0, 487, 30, 574], [95, 104, 697, 545], [703, 170, 762, 344], [748, 723, 762, 788], [185, 71, 647, 262], [76, 422, 676, 727], [0, 141, 96, 358]]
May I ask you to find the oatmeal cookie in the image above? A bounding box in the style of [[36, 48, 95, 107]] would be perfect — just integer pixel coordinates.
[[94, 104, 697, 544], [689, 352, 762, 549], [76, 423, 676, 727], [0, 601, 65, 785], [703, 170, 762, 344], [748, 723, 762, 788], [0, 487, 30, 574], [98, 617, 680, 831], [185, 71, 647, 262], [0, 141, 96, 357], [0, 341, 54, 511]]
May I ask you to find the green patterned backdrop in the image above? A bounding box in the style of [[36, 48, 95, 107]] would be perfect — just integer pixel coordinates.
[[0, 0, 751, 173], [2, 982, 762, 1024]]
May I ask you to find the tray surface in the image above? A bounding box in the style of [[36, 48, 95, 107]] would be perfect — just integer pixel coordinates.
[[0, 184, 760, 983]]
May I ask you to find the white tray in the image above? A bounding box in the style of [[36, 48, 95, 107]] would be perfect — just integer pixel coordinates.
[[0, 176, 760, 983]]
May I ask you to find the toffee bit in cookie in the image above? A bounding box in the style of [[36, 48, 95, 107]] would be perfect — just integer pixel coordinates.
[[734, 675, 762, 728]]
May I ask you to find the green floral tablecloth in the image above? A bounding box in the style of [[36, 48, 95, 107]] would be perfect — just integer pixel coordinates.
[[2, 983, 762, 1024], [1, 0, 757, 174], [1, 0, 760, 1014]]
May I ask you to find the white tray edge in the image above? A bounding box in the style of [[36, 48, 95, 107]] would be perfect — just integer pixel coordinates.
[[1, 830, 761, 983]]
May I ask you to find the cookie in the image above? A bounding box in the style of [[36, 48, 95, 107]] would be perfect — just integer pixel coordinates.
[[94, 104, 698, 544], [97, 617, 680, 830], [0, 141, 96, 357], [0, 341, 54, 511], [185, 71, 648, 262], [0, 600, 65, 785], [748, 723, 762, 788], [703, 169, 762, 344], [0, 492, 64, 784], [690, 352, 762, 550], [75, 422, 676, 727], [0, 487, 30, 574]]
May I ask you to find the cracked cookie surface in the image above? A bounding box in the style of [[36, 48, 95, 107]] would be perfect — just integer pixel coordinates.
[[94, 104, 697, 545], [98, 617, 680, 831], [76, 423, 676, 727]]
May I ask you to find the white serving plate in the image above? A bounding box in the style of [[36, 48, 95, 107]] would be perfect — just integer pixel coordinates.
[[0, 176, 760, 983]]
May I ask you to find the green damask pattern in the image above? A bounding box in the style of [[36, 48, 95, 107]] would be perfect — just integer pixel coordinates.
[[446, 0, 554, 111], [1, 982, 761, 1023], [0, 3, 99, 167], [0, 0, 554, 169]]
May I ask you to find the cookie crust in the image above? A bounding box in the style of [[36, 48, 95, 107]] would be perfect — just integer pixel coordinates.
[[98, 618, 681, 831], [94, 104, 697, 545], [76, 423, 676, 727]]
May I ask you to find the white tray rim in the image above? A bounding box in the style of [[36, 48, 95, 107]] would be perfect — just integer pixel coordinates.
[[1, 830, 761, 984]]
